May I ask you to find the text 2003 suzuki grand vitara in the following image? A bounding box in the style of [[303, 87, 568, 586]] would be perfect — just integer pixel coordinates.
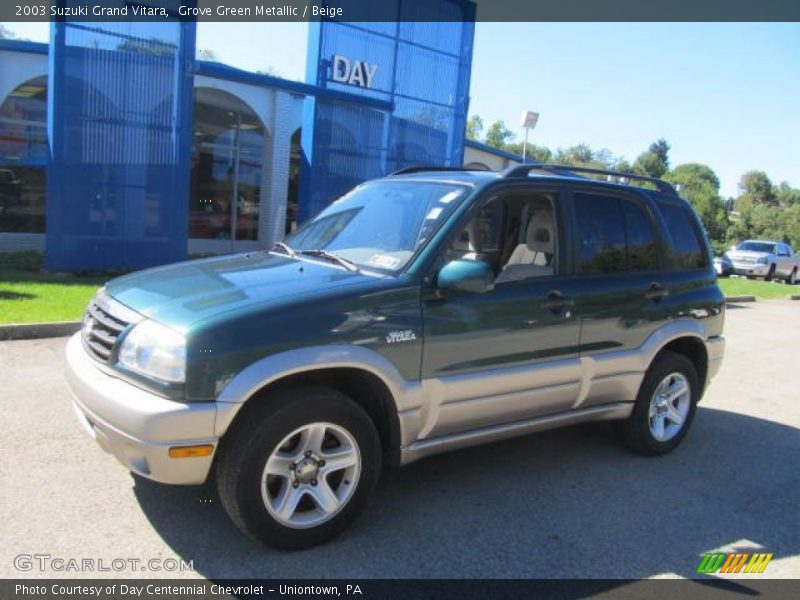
[[66, 164, 725, 549]]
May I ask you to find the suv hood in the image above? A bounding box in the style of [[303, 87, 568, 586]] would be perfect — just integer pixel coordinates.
[[104, 253, 379, 331]]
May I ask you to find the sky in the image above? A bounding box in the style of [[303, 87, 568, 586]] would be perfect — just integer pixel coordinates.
[[3, 21, 799, 198]]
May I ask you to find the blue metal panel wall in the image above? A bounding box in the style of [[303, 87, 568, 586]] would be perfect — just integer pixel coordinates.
[[46, 12, 195, 271], [298, 1, 475, 222]]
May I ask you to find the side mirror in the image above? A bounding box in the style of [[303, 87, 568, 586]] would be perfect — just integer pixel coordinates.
[[437, 259, 494, 295]]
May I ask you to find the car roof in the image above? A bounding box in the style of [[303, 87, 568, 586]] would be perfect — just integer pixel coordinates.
[[383, 168, 678, 199]]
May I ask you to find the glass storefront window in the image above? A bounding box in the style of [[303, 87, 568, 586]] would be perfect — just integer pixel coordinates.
[[0, 76, 48, 163], [0, 166, 46, 233], [1, 77, 48, 233], [190, 87, 266, 241]]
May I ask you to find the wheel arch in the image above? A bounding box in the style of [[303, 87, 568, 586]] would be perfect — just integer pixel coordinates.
[[214, 346, 414, 467], [651, 335, 709, 393]]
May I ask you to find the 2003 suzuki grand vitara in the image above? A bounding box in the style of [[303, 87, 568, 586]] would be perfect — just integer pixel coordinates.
[[66, 164, 725, 549]]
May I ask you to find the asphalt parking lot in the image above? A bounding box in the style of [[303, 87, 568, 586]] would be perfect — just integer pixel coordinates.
[[1, 300, 798, 580]]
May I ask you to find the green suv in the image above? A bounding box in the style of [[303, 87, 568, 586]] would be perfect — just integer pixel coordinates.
[[66, 164, 725, 549]]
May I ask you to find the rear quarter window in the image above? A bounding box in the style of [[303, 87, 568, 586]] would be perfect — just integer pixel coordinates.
[[656, 201, 707, 270]]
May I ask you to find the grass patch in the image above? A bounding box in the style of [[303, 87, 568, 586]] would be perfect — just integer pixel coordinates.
[[718, 276, 797, 300], [0, 269, 107, 324]]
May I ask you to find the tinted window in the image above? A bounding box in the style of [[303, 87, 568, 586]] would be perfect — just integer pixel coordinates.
[[575, 194, 627, 272], [621, 200, 659, 270], [657, 201, 707, 269], [737, 241, 776, 253]]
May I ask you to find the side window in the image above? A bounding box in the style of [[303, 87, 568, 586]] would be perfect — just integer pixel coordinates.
[[445, 193, 558, 283], [575, 194, 627, 272], [445, 200, 506, 264], [621, 199, 659, 270], [657, 201, 707, 269]]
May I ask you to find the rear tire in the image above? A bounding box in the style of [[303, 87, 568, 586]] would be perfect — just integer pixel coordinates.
[[216, 384, 381, 550], [618, 351, 699, 456], [787, 269, 797, 285]]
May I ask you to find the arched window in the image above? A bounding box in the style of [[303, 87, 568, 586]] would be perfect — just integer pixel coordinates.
[[0, 76, 47, 162], [0, 76, 47, 233], [190, 87, 267, 242]]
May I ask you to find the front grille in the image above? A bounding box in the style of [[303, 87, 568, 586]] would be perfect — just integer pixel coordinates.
[[82, 296, 131, 362]]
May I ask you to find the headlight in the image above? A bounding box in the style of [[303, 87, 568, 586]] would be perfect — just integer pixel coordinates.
[[757, 256, 769, 265], [119, 320, 186, 383]]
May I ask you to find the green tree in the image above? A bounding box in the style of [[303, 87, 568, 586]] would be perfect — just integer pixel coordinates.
[[466, 115, 484, 141], [737, 170, 777, 209], [614, 159, 633, 173], [649, 139, 671, 170], [665, 163, 720, 193], [775, 181, 800, 207], [484, 120, 514, 148], [555, 144, 594, 165], [506, 142, 552, 162], [632, 138, 671, 179], [665, 163, 728, 249]]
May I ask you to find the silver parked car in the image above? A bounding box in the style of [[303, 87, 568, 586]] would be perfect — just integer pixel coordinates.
[[725, 240, 800, 284]]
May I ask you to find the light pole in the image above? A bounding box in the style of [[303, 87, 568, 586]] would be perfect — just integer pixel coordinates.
[[520, 110, 539, 164]]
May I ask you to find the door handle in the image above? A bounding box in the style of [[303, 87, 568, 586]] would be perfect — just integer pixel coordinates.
[[541, 291, 574, 312], [644, 282, 669, 301]]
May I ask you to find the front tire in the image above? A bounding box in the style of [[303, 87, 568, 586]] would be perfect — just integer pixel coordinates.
[[765, 264, 776, 282], [618, 351, 699, 456], [216, 385, 381, 550]]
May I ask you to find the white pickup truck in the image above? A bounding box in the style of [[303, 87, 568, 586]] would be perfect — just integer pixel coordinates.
[[725, 240, 800, 284]]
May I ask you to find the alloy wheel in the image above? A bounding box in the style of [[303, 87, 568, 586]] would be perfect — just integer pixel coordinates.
[[261, 422, 361, 529], [648, 372, 691, 442]]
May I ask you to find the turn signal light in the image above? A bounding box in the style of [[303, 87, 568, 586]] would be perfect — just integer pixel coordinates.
[[168, 444, 214, 458]]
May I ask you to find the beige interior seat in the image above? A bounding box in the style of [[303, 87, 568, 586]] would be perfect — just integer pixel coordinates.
[[452, 219, 482, 262], [496, 206, 555, 283]]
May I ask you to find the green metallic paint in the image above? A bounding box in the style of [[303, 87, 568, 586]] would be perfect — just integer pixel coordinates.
[[98, 172, 724, 411]]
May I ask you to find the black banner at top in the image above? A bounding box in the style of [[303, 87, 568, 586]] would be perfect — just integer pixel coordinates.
[[2, 0, 800, 22]]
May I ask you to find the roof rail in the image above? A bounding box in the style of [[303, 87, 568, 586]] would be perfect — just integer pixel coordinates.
[[501, 163, 677, 195], [390, 166, 488, 176]]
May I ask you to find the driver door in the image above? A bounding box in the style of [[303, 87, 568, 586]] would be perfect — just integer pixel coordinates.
[[420, 186, 583, 439]]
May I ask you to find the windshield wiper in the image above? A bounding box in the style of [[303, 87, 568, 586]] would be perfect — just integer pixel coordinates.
[[300, 249, 359, 272], [271, 241, 297, 258]]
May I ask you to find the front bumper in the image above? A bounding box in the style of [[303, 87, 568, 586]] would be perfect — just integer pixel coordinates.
[[65, 333, 218, 484], [731, 262, 769, 276]]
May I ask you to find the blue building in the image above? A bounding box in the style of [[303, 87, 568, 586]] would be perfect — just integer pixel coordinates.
[[0, 6, 520, 270]]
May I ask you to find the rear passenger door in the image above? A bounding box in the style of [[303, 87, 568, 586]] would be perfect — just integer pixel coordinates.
[[567, 187, 670, 407]]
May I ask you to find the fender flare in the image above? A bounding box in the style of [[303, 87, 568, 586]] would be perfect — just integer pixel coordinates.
[[213, 344, 420, 438]]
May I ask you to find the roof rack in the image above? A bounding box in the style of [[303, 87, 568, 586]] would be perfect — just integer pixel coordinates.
[[501, 163, 677, 195], [390, 166, 489, 176]]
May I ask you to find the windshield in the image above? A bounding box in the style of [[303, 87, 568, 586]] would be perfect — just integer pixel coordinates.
[[285, 181, 470, 273], [737, 241, 776, 253]]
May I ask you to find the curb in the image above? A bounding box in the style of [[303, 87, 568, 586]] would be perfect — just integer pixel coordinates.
[[791, 295, 800, 301], [0, 321, 81, 341], [724, 296, 756, 303]]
